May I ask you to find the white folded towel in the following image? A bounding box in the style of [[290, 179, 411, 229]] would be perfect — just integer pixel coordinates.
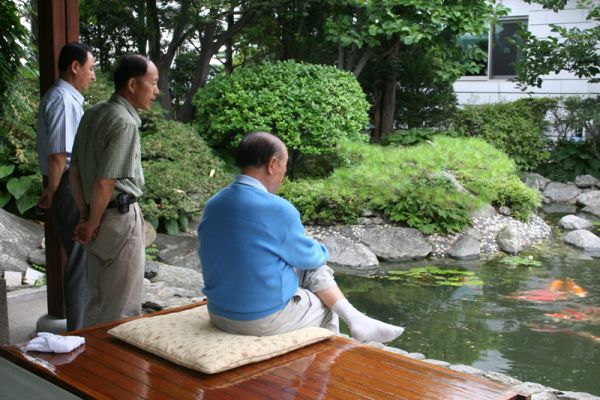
[[26, 332, 85, 353]]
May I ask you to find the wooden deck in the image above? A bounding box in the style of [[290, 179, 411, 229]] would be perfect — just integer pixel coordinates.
[[1, 302, 528, 400]]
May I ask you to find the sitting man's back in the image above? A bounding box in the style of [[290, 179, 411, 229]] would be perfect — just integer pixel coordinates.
[[199, 131, 404, 342]]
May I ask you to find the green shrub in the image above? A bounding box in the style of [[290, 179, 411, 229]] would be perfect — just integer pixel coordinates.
[[488, 176, 541, 221], [140, 119, 231, 234], [451, 98, 552, 171], [0, 64, 41, 216], [536, 141, 600, 182], [535, 96, 600, 181], [279, 179, 363, 225], [193, 60, 370, 178], [281, 136, 539, 233]]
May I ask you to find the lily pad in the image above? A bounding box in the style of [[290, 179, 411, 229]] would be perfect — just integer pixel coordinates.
[[374, 266, 483, 287], [500, 255, 541, 267]]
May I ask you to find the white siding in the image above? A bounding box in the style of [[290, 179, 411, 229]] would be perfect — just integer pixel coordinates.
[[454, 0, 599, 105]]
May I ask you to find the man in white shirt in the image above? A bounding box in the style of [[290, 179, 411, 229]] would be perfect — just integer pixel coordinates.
[[36, 42, 96, 331]]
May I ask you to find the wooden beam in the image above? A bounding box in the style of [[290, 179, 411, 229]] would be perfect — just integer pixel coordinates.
[[37, 0, 80, 319]]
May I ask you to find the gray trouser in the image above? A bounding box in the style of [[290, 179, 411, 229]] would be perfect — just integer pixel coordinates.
[[51, 173, 88, 331], [83, 203, 144, 327], [209, 265, 339, 335]]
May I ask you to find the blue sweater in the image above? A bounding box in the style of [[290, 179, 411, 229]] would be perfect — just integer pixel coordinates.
[[198, 181, 329, 320]]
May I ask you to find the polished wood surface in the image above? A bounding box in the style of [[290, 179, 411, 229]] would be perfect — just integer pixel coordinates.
[[1, 303, 528, 400]]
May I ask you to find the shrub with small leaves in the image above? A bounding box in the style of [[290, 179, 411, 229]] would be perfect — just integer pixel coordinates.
[[451, 98, 552, 171], [193, 60, 370, 177]]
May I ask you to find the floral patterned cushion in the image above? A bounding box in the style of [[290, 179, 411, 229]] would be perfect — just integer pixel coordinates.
[[107, 305, 334, 374]]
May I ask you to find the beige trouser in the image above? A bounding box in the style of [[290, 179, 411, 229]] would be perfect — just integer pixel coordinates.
[[83, 203, 144, 327], [209, 265, 339, 335]]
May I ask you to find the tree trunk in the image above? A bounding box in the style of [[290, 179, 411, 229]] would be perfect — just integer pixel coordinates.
[[374, 37, 401, 141], [177, 8, 256, 122], [380, 73, 397, 140]]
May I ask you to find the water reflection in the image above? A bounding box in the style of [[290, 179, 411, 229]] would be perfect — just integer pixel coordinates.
[[336, 236, 600, 395]]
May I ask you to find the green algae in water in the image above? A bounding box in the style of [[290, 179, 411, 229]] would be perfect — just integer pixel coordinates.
[[374, 266, 484, 287], [500, 255, 542, 267]]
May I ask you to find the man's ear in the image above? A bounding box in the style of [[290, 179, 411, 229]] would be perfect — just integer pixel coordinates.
[[126, 77, 136, 93], [266, 156, 277, 175], [69, 60, 81, 76]]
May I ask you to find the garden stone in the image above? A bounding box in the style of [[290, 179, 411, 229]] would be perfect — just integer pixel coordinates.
[[576, 190, 600, 207], [581, 206, 600, 218], [465, 227, 484, 241], [144, 220, 157, 248], [320, 234, 379, 271], [27, 248, 46, 267], [447, 235, 480, 260], [481, 371, 522, 386], [437, 171, 468, 193], [524, 173, 549, 191], [542, 182, 582, 204], [564, 230, 600, 252], [511, 382, 550, 396], [558, 392, 600, 400], [532, 391, 560, 400], [559, 215, 593, 230], [575, 174, 599, 188], [543, 203, 577, 214], [361, 226, 432, 261], [470, 204, 497, 219], [4, 271, 22, 287], [358, 217, 384, 225], [449, 364, 483, 376], [0, 208, 44, 274], [423, 359, 451, 368], [498, 206, 512, 216], [150, 261, 204, 294], [496, 225, 522, 255], [155, 233, 201, 271], [144, 259, 160, 280], [142, 279, 201, 311]]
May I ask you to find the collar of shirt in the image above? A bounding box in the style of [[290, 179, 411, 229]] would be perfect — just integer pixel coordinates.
[[109, 93, 142, 127], [234, 174, 267, 192], [56, 79, 84, 106]]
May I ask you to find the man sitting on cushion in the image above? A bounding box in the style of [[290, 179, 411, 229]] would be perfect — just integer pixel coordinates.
[[198, 131, 404, 343]]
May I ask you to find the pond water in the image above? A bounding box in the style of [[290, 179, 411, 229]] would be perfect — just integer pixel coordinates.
[[336, 226, 600, 395]]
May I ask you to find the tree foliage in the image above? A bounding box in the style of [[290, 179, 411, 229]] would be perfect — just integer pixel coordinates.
[[516, 0, 600, 88], [193, 60, 370, 177], [0, 0, 29, 114], [324, 0, 507, 140]]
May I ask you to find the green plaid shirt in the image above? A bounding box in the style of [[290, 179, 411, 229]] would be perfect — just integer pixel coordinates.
[[71, 93, 144, 203]]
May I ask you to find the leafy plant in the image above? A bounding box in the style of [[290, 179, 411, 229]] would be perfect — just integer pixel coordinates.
[[145, 244, 159, 261], [193, 60, 370, 178], [0, 63, 41, 216], [500, 255, 542, 267], [281, 135, 538, 233], [372, 266, 484, 287], [488, 176, 541, 222], [451, 98, 552, 171], [140, 118, 232, 234]]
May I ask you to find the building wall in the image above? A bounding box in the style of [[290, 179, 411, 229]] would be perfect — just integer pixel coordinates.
[[454, 0, 600, 105]]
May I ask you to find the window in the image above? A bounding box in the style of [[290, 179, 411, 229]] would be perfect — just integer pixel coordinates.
[[491, 18, 527, 78], [458, 17, 528, 79]]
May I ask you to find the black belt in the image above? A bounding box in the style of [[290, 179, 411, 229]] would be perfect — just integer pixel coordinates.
[[106, 196, 137, 209]]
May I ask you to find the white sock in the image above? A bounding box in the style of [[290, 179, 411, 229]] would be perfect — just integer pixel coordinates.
[[331, 299, 404, 343]]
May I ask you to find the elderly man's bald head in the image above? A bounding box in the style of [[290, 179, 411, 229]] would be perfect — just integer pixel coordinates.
[[235, 131, 287, 169]]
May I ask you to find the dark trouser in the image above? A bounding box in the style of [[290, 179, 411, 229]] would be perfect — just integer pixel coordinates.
[[51, 173, 88, 331]]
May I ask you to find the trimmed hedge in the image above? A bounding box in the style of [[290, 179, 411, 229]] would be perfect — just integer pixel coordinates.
[[193, 60, 370, 176]]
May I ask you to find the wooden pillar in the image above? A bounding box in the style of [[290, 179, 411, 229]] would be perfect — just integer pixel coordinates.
[[37, 0, 79, 319]]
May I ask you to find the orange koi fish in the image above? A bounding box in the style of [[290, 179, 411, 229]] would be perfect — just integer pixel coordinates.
[[544, 308, 592, 322], [548, 278, 587, 298], [507, 289, 568, 302]]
